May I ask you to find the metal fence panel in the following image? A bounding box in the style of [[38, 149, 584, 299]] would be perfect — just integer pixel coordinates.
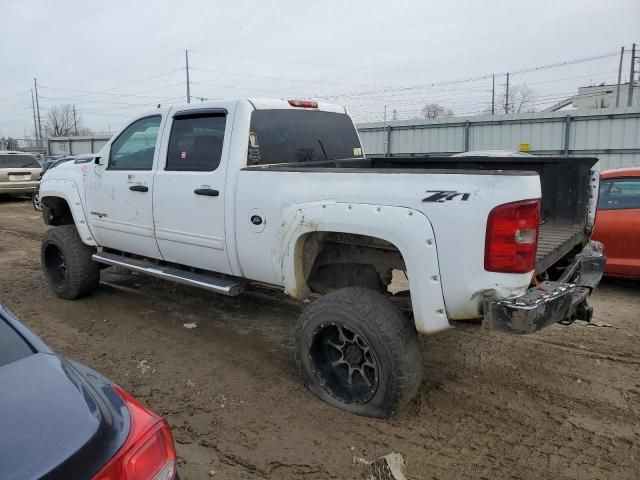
[[48, 135, 111, 156], [358, 107, 640, 170]]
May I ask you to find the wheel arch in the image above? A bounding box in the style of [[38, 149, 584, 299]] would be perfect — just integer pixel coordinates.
[[40, 180, 96, 246], [279, 202, 450, 334]]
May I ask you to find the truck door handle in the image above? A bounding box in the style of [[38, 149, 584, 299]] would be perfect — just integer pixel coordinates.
[[129, 185, 148, 192], [194, 188, 219, 197]]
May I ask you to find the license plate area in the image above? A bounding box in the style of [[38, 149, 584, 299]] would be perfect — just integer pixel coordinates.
[[8, 173, 31, 181]]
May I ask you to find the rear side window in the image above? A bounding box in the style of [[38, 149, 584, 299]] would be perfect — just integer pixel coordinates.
[[166, 114, 226, 171], [247, 110, 363, 165], [109, 115, 161, 170], [599, 178, 640, 210], [0, 320, 33, 368], [0, 154, 39, 168]]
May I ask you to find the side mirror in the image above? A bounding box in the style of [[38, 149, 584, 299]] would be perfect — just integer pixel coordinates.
[[96, 144, 111, 166]]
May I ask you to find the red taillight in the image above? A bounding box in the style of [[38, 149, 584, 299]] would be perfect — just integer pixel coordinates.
[[484, 199, 540, 274], [93, 385, 177, 480], [288, 99, 318, 108]]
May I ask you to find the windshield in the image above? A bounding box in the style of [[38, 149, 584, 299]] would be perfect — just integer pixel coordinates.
[[0, 154, 40, 169], [247, 110, 363, 165]]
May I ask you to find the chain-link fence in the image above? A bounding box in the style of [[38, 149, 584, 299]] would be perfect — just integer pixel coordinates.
[[0, 137, 47, 155]]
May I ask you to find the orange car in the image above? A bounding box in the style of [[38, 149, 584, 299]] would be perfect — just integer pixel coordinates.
[[592, 166, 640, 279]]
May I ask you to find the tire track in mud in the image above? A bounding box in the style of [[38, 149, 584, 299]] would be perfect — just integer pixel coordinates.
[[1, 203, 640, 480]]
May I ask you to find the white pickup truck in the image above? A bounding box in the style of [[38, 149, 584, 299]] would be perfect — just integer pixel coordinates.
[[39, 98, 605, 417]]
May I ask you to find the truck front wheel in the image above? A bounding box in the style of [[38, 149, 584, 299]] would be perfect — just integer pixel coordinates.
[[41, 225, 100, 300], [295, 287, 423, 417]]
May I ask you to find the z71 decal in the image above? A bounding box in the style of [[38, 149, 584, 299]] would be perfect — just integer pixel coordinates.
[[422, 190, 471, 202]]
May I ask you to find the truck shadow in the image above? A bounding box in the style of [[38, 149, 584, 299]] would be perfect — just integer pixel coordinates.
[[0, 194, 31, 204]]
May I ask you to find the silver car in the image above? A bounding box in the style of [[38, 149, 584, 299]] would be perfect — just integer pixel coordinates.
[[0, 151, 42, 195]]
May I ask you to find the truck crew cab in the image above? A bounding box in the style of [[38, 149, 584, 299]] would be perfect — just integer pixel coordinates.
[[39, 98, 605, 417]]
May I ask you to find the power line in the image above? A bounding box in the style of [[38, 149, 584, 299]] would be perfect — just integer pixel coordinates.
[[33, 69, 185, 105], [185, 49, 191, 103], [339, 69, 621, 118], [188, 48, 443, 76], [49, 50, 184, 85], [38, 83, 184, 101], [321, 50, 620, 100], [190, 80, 308, 96], [0, 90, 30, 103], [96, 68, 184, 93], [328, 68, 617, 108], [38, 95, 149, 108], [189, 65, 393, 89], [0, 99, 32, 109]]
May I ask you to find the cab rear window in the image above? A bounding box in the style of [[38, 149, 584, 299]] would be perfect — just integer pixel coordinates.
[[247, 110, 363, 166], [0, 155, 40, 168]]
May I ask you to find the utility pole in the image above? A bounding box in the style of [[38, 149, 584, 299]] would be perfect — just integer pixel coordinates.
[[383, 105, 387, 157], [34, 78, 43, 146], [615, 46, 625, 107], [628, 43, 636, 107], [491, 74, 495, 115], [185, 49, 191, 104], [31, 89, 39, 142], [72, 105, 78, 135], [504, 73, 510, 114]]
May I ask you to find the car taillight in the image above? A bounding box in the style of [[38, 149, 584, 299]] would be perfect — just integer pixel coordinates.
[[484, 199, 540, 274], [93, 385, 177, 480], [288, 99, 318, 108]]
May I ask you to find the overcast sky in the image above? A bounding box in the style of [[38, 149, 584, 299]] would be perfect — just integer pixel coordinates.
[[1, 0, 638, 137]]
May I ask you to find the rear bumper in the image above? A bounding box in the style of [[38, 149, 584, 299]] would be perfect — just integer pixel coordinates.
[[483, 241, 605, 334], [0, 181, 39, 194]]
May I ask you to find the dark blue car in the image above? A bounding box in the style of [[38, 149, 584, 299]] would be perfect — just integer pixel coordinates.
[[0, 305, 178, 480]]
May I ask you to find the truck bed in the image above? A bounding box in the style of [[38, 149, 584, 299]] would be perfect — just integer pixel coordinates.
[[536, 224, 584, 273], [244, 155, 597, 277]]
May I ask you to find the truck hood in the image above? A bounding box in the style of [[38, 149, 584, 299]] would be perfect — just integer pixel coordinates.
[[42, 156, 94, 181], [0, 353, 125, 479]]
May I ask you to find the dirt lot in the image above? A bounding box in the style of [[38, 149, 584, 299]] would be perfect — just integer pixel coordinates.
[[1, 197, 639, 480]]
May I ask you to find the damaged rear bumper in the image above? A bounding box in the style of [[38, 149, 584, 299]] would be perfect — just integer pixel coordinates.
[[483, 241, 605, 334]]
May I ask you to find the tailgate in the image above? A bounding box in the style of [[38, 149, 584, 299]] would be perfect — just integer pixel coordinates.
[[372, 155, 599, 273]]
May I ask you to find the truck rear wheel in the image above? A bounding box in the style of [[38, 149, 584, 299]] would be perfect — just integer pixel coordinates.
[[41, 225, 100, 300], [295, 287, 423, 417]]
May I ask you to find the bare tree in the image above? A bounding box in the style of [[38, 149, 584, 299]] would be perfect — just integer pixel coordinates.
[[46, 104, 91, 137], [5, 137, 19, 150], [420, 103, 453, 119], [497, 83, 537, 114]]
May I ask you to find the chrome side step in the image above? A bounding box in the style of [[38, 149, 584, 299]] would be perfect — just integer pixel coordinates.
[[92, 252, 243, 296]]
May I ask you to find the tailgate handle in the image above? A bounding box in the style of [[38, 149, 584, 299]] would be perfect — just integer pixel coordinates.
[[194, 188, 219, 197], [129, 185, 148, 192]]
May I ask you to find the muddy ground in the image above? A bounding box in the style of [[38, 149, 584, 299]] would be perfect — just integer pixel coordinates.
[[1, 197, 639, 480]]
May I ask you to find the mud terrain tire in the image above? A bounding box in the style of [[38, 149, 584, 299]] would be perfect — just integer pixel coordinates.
[[295, 287, 423, 417], [41, 225, 100, 300]]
